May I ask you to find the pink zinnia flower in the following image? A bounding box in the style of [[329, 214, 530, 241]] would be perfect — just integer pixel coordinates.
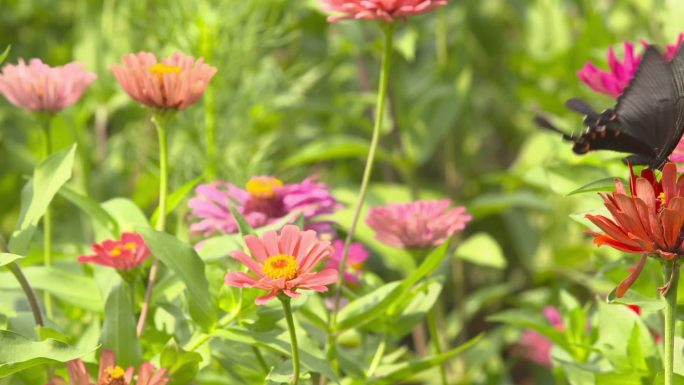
[[516, 306, 563, 367], [111, 51, 216, 110], [365, 199, 471, 249], [325, 239, 369, 284], [320, 0, 447, 22], [225, 225, 338, 305], [51, 349, 170, 385], [0, 59, 96, 112], [78, 232, 151, 271], [188, 176, 340, 237]]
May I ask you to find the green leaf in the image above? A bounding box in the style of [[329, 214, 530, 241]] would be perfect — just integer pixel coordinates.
[[368, 334, 482, 384], [9, 144, 76, 255], [0, 330, 96, 378], [336, 282, 403, 331], [151, 177, 201, 226], [228, 205, 257, 236], [388, 280, 443, 337], [160, 340, 202, 385], [100, 282, 141, 367], [401, 241, 450, 290], [653, 372, 684, 385], [139, 228, 217, 330], [279, 135, 392, 169], [196, 234, 243, 262], [101, 198, 150, 231], [567, 177, 622, 196], [59, 184, 118, 237], [607, 288, 665, 312], [487, 309, 569, 350], [0, 253, 24, 267], [0, 45, 10, 64], [454, 233, 507, 269]]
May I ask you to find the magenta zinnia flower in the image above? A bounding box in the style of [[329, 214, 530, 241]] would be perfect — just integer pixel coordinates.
[[188, 176, 340, 237], [78, 232, 151, 271], [111, 51, 216, 110], [325, 239, 369, 284], [51, 349, 170, 385], [320, 0, 447, 22], [366, 199, 471, 249], [225, 225, 338, 305], [516, 307, 563, 367], [0, 59, 96, 112]]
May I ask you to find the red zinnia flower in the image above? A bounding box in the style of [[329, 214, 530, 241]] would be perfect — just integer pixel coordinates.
[[320, 0, 448, 22], [585, 163, 684, 296], [78, 232, 151, 271]]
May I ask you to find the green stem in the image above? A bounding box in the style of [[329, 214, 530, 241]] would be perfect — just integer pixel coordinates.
[[366, 333, 388, 378], [664, 259, 680, 385], [280, 295, 300, 385], [427, 308, 448, 385], [327, 22, 396, 361], [185, 311, 240, 352], [436, 8, 448, 68], [252, 346, 269, 373], [136, 111, 173, 337], [40, 116, 53, 319], [7, 262, 44, 327], [205, 86, 217, 180]]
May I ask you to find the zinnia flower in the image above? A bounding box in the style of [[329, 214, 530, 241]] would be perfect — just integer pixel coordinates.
[[111, 51, 216, 110], [188, 176, 340, 237], [225, 225, 338, 305], [78, 232, 151, 271], [51, 349, 170, 385], [0, 59, 96, 112], [577, 34, 683, 98], [320, 0, 448, 22], [365, 199, 471, 249], [516, 306, 563, 367], [325, 239, 369, 284], [585, 163, 684, 296]]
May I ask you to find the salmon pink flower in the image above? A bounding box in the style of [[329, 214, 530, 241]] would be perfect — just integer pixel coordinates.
[[225, 225, 338, 305], [111, 51, 216, 110], [585, 163, 684, 296], [321, 0, 448, 22], [59, 349, 169, 385], [78, 232, 151, 271], [366, 199, 471, 249], [325, 240, 369, 284], [188, 176, 340, 237], [516, 306, 563, 367], [0, 59, 96, 112]]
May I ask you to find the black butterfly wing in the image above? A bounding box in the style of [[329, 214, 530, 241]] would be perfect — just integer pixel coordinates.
[[656, 43, 684, 169], [615, 45, 677, 168]]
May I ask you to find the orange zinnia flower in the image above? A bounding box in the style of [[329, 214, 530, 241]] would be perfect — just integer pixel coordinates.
[[586, 163, 684, 296]]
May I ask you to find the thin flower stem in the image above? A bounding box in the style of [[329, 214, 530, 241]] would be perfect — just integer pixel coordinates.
[[366, 333, 388, 378], [185, 311, 240, 352], [252, 346, 269, 373], [137, 111, 172, 337], [205, 86, 217, 180], [327, 22, 396, 361], [280, 295, 300, 385], [40, 116, 54, 319], [663, 259, 680, 385], [7, 262, 44, 327], [427, 308, 448, 385]]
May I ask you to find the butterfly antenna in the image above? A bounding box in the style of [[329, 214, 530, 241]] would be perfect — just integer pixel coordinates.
[[534, 115, 573, 140]]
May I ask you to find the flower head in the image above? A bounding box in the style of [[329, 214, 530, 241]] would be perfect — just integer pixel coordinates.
[[366, 199, 471, 249], [325, 239, 369, 285], [225, 225, 338, 305], [111, 51, 216, 110], [188, 176, 340, 237], [515, 306, 563, 367], [585, 163, 684, 296], [78, 232, 151, 271], [0, 59, 96, 112], [58, 349, 169, 385], [320, 0, 447, 22]]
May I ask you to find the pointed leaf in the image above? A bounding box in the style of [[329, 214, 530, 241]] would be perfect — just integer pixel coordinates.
[[151, 177, 201, 225], [100, 282, 141, 367]]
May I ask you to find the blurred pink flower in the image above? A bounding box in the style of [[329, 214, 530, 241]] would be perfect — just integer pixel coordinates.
[[326, 239, 369, 284], [225, 225, 338, 305], [188, 176, 340, 237], [365, 199, 471, 249], [111, 51, 216, 110], [57, 349, 169, 385], [321, 0, 447, 22], [516, 306, 563, 367], [0, 59, 96, 112], [78, 232, 151, 271]]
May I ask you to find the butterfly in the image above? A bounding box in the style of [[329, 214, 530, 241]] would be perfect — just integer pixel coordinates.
[[535, 44, 684, 170]]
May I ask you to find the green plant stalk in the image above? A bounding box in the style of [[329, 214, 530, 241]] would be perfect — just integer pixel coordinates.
[[327, 22, 396, 361], [7, 262, 44, 327], [137, 111, 173, 337], [185, 310, 240, 352], [427, 308, 448, 385], [663, 259, 680, 385], [205, 86, 217, 180], [366, 333, 388, 378], [280, 294, 300, 385], [40, 116, 54, 319]]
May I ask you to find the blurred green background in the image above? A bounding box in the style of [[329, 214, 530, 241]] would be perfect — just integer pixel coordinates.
[[1, 0, 683, 383]]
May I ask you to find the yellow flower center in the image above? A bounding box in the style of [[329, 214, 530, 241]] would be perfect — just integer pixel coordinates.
[[262, 254, 298, 280], [123, 242, 137, 250], [659, 192, 667, 205], [150, 63, 181, 77], [107, 365, 125, 379], [111, 246, 122, 257], [246, 177, 283, 199]]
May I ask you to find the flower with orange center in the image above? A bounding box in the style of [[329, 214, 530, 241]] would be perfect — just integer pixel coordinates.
[[225, 225, 339, 305], [246, 176, 284, 199], [78, 232, 151, 271], [110, 51, 216, 110], [585, 163, 684, 297]]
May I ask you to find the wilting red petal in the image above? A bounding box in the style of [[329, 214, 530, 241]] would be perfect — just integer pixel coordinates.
[[616, 254, 648, 297]]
